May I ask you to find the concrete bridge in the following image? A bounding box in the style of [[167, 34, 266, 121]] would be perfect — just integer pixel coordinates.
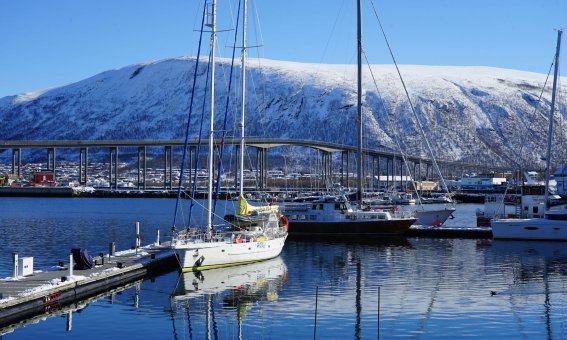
[[0, 138, 506, 190]]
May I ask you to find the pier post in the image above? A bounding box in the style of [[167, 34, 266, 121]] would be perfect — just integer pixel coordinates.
[[108, 147, 118, 189], [346, 151, 350, 189], [79, 147, 88, 185], [109, 242, 116, 259], [47, 148, 56, 179], [69, 253, 74, 277], [12, 253, 18, 279], [137, 146, 147, 190], [164, 146, 172, 190], [11, 148, 21, 178], [385, 158, 390, 190]]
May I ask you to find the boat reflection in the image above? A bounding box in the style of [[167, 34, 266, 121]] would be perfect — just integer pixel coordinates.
[[170, 257, 288, 339], [490, 240, 567, 340]]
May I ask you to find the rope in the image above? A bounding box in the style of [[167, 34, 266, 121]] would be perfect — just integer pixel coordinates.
[[361, 50, 424, 208], [172, 1, 208, 231], [369, 0, 449, 194]]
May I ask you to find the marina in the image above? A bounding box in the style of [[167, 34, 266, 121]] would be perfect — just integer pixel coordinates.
[[1, 0, 567, 338], [0, 198, 565, 339]]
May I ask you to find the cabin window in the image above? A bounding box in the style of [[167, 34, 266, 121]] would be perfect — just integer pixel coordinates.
[[310, 215, 317, 220], [524, 227, 539, 231], [290, 215, 297, 220], [319, 204, 324, 210], [335, 203, 341, 210], [533, 207, 539, 214]]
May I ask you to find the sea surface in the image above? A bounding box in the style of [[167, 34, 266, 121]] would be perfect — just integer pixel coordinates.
[[1, 198, 566, 339]]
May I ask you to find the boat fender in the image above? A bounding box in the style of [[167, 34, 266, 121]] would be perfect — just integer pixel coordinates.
[[279, 215, 289, 231]]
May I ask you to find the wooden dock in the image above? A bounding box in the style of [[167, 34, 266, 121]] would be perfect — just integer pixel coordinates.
[[0, 244, 178, 328]]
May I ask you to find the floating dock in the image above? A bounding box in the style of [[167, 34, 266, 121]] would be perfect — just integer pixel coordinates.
[[0, 244, 177, 328], [407, 225, 493, 238]]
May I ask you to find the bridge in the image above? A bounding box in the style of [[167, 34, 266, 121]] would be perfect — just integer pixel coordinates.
[[0, 138, 505, 190]]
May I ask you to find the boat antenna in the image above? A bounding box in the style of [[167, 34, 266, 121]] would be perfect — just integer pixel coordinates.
[[356, 0, 363, 207], [544, 29, 562, 211]]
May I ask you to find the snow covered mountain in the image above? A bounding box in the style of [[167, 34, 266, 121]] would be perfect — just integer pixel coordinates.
[[1, 57, 566, 169]]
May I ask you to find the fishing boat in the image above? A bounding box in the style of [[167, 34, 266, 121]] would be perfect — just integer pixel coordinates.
[[170, 0, 287, 271], [491, 30, 567, 241], [281, 1, 416, 236], [282, 194, 415, 236]]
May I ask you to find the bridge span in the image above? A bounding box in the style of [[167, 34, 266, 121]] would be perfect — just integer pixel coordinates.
[[1, 138, 505, 190]]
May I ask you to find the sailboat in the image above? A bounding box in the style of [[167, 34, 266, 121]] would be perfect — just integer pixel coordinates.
[[170, 0, 287, 271], [491, 29, 567, 240], [280, 0, 416, 236]]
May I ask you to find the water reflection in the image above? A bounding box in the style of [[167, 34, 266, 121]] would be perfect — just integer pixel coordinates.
[[170, 257, 288, 339], [490, 240, 567, 340]]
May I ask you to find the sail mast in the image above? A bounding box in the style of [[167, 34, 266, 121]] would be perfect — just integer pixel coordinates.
[[207, 0, 217, 231], [356, 0, 363, 206], [239, 0, 247, 196], [544, 29, 562, 210]]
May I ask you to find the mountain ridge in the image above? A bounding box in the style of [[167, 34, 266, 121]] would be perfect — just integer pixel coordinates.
[[1, 57, 566, 169]]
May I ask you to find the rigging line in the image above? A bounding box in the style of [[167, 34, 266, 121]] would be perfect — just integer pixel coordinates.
[[362, 49, 423, 208], [213, 0, 242, 215], [514, 58, 554, 168], [173, 0, 208, 231], [188, 51, 213, 229], [532, 58, 555, 121], [318, 0, 347, 64], [369, 0, 449, 194]]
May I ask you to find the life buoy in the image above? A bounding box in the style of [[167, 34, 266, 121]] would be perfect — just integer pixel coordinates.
[[279, 215, 289, 231]]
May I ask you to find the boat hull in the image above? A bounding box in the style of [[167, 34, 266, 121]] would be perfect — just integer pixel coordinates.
[[173, 236, 287, 272], [491, 219, 567, 241], [287, 219, 416, 236], [414, 208, 456, 226]]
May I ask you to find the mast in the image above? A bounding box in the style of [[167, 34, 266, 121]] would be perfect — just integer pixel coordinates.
[[207, 0, 217, 232], [544, 29, 562, 210], [239, 0, 247, 196], [356, 0, 363, 206]]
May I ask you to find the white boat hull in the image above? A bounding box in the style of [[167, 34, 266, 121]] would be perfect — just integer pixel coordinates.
[[414, 208, 456, 226], [491, 218, 567, 240], [173, 236, 287, 272]]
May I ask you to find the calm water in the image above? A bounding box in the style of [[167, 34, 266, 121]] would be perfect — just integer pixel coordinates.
[[1, 198, 566, 339]]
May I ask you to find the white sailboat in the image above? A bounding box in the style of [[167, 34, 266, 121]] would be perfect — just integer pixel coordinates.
[[491, 29, 567, 240], [171, 0, 287, 271]]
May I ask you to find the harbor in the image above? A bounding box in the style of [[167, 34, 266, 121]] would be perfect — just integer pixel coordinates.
[[1, 0, 567, 338], [0, 196, 565, 339]]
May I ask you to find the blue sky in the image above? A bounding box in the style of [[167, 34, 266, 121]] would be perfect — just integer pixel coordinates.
[[0, 0, 565, 98]]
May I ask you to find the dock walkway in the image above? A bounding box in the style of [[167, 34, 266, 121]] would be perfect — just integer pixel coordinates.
[[0, 244, 178, 328]]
